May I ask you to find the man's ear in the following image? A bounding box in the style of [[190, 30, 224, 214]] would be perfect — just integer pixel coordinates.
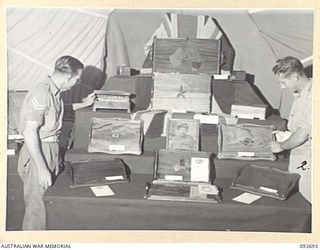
[[290, 73, 299, 82]]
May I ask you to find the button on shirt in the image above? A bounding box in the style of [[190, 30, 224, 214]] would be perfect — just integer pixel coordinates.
[[287, 80, 312, 155], [19, 76, 64, 140]]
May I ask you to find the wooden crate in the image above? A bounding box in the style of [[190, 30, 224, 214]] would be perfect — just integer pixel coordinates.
[[152, 73, 212, 113], [153, 38, 221, 75], [217, 123, 276, 161]]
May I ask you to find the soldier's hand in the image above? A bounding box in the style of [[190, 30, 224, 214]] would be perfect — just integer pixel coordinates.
[[268, 141, 283, 153], [82, 92, 96, 106], [38, 167, 52, 190]]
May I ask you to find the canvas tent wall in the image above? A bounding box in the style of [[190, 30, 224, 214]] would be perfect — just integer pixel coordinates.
[[7, 8, 313, 120]]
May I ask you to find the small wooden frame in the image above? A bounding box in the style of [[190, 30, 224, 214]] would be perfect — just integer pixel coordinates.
[[166, 118, 200, 151]]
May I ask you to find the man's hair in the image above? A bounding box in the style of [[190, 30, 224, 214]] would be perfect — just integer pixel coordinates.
[[177, 123, 189, 130], [54, 55, 84, 76], [272, 56, 305, 77]]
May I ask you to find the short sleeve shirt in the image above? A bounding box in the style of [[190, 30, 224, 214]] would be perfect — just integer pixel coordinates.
[[19, 76, 64, 140], [287, 80, 312, 155]]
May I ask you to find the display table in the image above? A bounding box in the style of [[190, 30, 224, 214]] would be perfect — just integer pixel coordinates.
[[44, 168, 311, 232]]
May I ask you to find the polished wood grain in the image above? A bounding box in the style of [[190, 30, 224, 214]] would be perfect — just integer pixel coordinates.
[[153, 38, 220, 74], [218, 123, 276, 161], [88, 117, 143, 155]]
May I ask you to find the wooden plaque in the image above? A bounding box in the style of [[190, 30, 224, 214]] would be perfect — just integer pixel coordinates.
[[88, 117, 143, 155], [217, 123, 276, 161], [153, 149, 212, 184], [153, 38, 220, 74], [152, 73, 212, 113]]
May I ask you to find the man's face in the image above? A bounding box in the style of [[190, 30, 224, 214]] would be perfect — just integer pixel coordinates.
[[177, 127, 188, 136], [61, 69, 83, 91], [276, 73, 300, 93]]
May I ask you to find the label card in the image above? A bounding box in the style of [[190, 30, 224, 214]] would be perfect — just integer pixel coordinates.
[[90, 185, 115, 197], [190, 157, 209, 182], [105, 175, 124, 181], [164, 175, 183, 181], [193, 114, 219, 124], [232, 192, 261, 204], [237, 152, 255, 157], [109, 145, 126, 151]]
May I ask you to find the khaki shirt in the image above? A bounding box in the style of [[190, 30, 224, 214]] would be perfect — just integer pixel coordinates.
[[19, 76, 64, 140], [287, 80, 312, 156], [287, 80, 312, 202]]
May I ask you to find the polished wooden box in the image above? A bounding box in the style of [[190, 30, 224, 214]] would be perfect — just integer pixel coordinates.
[[93, 90, 131, 112], [69, 159, 129, 188], [231, 104, 267, 120]]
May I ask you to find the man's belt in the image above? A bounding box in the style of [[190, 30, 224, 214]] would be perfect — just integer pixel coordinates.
[[41, 135, 59, 143]]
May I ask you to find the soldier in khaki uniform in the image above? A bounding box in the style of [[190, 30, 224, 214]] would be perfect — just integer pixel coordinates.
[[269, 56, 312, 203], [18, 56, 95, 230]]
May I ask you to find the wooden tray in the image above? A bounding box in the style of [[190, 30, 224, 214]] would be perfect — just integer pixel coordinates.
[[145, 183, 221, 203], [88, 117, 143, 155], [217, 123, 276, 161]]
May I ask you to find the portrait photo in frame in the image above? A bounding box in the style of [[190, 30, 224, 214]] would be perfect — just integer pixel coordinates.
[[166, 118, 200, 151]]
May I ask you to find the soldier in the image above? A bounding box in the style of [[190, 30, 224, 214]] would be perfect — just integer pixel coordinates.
[[18, 56, 96, 230], [269, 56, 312, 203], [170, 122, 195, 150]]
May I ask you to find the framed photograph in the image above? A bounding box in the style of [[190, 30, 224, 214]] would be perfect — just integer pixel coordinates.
[[166, 118, 200, 151]]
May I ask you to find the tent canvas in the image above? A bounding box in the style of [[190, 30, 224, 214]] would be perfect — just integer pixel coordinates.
[[6, 8, 314, 120]]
